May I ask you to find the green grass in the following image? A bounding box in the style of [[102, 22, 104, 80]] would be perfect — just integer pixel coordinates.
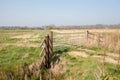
[[0, 29, 49, 69], [0, 29, 51, 79], [105, 63, 120, 80], [0, 45, 40, 70], [63, 54, 99, 80], [51, 45, 120, 80], [0, 29, 34, 33], [53, 46, 70, 54], [80, 45, 102, 51], [62, 53, 119, 80], [0, 37, 20, 43], [0, 29, 49, 43], [0, 29, 119, 80]]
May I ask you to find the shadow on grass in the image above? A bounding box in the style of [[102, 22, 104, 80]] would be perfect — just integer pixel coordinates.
[[51, 46, 70, 68]]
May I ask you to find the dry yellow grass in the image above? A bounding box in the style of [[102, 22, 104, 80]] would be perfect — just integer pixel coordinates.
[[51, 28, 120, 33]]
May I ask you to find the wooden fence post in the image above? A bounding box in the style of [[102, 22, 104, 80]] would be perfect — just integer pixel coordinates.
[[49, 31, 53, 56], [44, 35, 50, 68], [97, 34, 100, 47], [86, 31, 88, 41]]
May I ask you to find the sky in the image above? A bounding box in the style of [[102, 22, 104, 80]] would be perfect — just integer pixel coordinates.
[[0, 0, 120, 26]]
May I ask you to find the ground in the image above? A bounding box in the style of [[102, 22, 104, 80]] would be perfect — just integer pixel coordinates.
[[51, 29, 120, 80], [50, 45, 120, 80], [0, 29, 120, 80]]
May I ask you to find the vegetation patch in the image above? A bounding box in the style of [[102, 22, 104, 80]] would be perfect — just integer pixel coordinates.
[[53, 46, 70, 54], [0, 45, 40, 71]]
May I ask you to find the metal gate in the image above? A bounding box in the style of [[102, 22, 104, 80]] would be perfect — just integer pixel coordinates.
[[53, 31, 88, 46]]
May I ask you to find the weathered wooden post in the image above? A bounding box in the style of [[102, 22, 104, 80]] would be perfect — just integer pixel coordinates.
[[47, 35, 51, 69], [39, 32, 53, 80], [44, 35, 50, 68], [86, 31, 89, 41], [97, 34, 100, 47], [49, 31, 53, 56]]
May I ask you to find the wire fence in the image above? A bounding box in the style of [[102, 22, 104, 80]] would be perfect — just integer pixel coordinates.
[[39, 30, 120, 80], [53, 31, 103, 47], [53, 32, 87, 46], [39, 31, 119, 80], [53, 31, 104, 80]]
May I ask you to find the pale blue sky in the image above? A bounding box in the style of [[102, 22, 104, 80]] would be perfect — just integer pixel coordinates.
[[0, 0, 120, 26]]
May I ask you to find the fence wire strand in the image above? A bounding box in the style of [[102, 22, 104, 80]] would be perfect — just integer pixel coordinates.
[[53, 32, 87, 46]]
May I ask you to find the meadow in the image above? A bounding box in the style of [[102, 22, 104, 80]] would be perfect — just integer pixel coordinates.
[[0, 29, 120, 80], [50, 28, 120, 80], [0, 29, 49, 79]]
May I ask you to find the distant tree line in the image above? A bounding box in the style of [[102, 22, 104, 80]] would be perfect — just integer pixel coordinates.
[[0, 26, 43, 30], [44, 24, 120, 29], [0, 24, 120, 29]]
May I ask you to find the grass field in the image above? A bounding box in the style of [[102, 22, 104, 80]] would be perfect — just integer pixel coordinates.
[[0, 29, 120, 80], [0, 29, 48, 71], [51, 29, 120, 80], [51, 46, 120, 80]]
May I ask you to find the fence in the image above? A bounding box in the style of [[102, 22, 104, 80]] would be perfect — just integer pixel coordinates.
[[38, 31, 120, 79], [87, 31, 103, 47], [53, 30, 104, 80], [39, 31, 104, 80], [38, 31, 53, 80], [39, 31, 53, 69], [53, 31, 103, 47]]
